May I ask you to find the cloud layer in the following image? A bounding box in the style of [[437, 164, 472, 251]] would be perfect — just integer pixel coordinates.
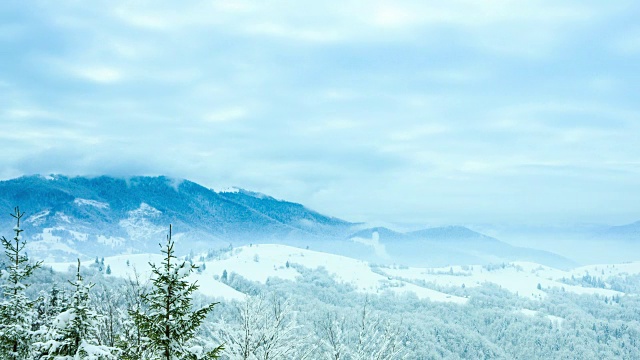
[[1, 0, 639, 226]]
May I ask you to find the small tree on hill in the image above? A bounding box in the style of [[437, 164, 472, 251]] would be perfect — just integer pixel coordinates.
[[0, 207, 42, 359], [130, 225, 223, 359]]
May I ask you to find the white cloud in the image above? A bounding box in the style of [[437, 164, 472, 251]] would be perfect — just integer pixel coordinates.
[[203, 107, 247, 123], [112, 6, 176, 30], [612, 28, 640, 54], [421, 68, 489, 83], [72, 66, 124, 83], [5, 108, 55, 119], [297, 118, 361, 135], [389, 124, 448, 141], [245, 23, 344, 43], [370, 4, 420, 28]]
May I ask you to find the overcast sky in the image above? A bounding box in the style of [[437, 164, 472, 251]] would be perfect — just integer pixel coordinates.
[[1, 1, 639, 226]]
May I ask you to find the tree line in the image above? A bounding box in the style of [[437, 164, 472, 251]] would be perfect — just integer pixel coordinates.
[[0, 207, 222, 359]]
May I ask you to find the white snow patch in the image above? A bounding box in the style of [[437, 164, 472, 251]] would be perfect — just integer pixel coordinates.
[[382, 261, 625, 300], [26, 210, 50, 226], [547, 314, 565, 326], [570, 262, 640, 279], [519, 308, 538, 317], [96, 235, 125, 247], [205, 244, 467, 304], [119, 203, 165, 241], [519, 308, 565, 327], [27, 228, 83, 262], [68, 230, 89, 242], [56, 212, 72, 223], [214, 186, 240, 194], [33, 227, 64, 243], [74, 198, 110, 209]]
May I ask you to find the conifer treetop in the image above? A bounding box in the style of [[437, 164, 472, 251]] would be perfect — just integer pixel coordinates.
[[0, 207, 42, 359], [132, 224, 223, 359], [1, 207, 42, 296]]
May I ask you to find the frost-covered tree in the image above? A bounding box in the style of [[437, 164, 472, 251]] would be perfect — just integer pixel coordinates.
[[314, 300, 406, 360], [32, 284, 68, 344], [214, 295, 309, 360], [314, 312, 349, 360], [116, 270, 146, 360], [130, 225, 223, 359], [33, 260, 119, 359], [349, 300, 406, 360], [0, 207, 42, 359], [92, 286, 121, 348]]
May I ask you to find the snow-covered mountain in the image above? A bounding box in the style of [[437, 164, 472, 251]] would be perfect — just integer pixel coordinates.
[[0, 174, 574, 268], [0, 175, 351, 261]]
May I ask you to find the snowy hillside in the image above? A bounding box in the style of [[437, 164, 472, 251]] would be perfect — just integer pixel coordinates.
[[381, 261, 626, 300], [46, 244, 638, 305]]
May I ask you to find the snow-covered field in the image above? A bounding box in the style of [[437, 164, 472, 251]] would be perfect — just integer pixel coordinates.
[[46, 244, 639, 304], [382, 260, 629, 299]]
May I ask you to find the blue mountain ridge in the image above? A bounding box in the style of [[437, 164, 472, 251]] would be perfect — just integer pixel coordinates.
[[0, 175, 575, 267]]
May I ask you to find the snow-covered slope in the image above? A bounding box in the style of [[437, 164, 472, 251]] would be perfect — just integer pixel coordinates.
[[204, 244, 468, 304], [381, 261, 630, 300], [48, 253, 246, 301], [46, 244, 468, 304], [45, 244, 638, 305]]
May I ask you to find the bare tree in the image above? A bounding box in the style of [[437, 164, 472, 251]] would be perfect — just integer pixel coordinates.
[[314, 300, 407, 360], [215, 294, 311, 360]]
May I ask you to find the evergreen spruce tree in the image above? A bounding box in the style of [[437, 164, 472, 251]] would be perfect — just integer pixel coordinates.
[[130, 225, 223, 359], [43, 284, 68, 329], [33, 260, 119, 359], [0, 207, 42, 359]]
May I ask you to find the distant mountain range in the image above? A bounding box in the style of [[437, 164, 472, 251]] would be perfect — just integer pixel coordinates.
[[0, 174, 607, 268], [347, 225, 573, 269], [600, 221, 640, 240]]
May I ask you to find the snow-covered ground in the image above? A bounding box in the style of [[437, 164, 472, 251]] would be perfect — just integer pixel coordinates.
[[382, 260, 631, 300], [47, 253, 246, 301], [45, 244, 639, 304], [202, 244, 468, 304]]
